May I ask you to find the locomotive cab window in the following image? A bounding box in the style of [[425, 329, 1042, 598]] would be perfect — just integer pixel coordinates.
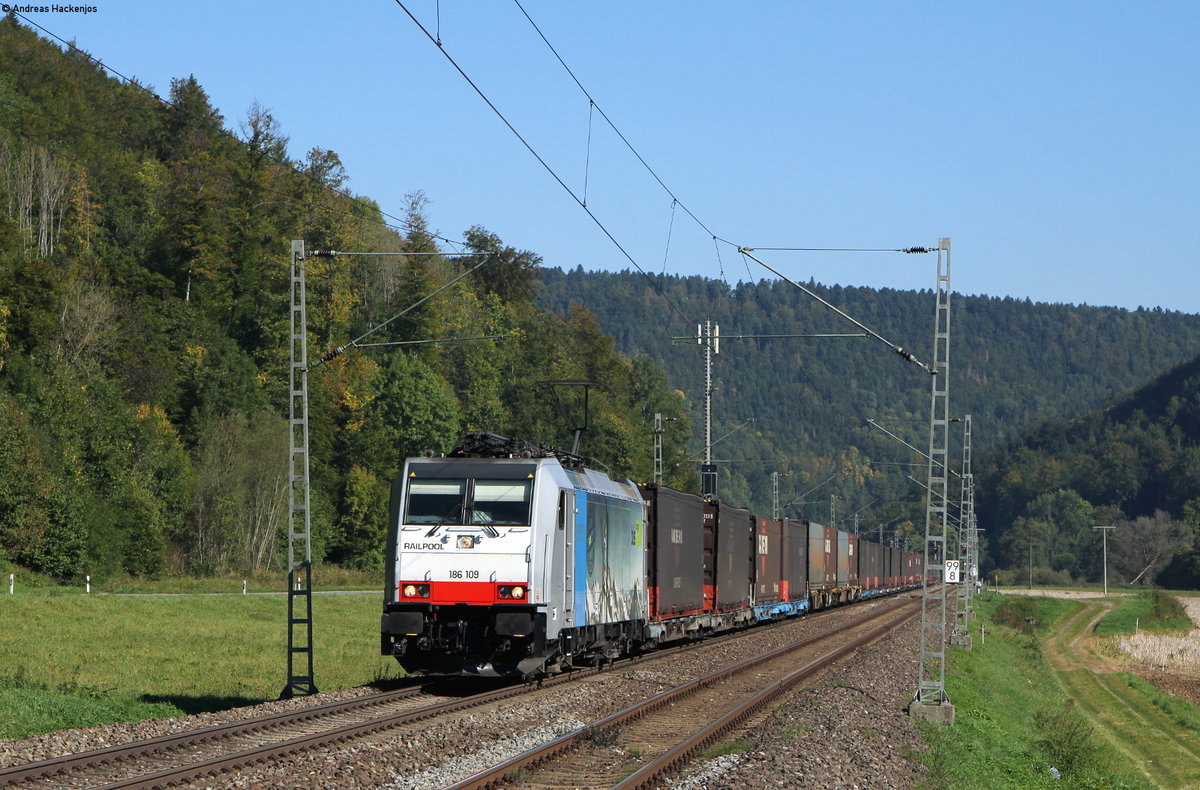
[[470, 481, 532, 525], [405, 481, 466, 525], [405, 478, 532, 527]]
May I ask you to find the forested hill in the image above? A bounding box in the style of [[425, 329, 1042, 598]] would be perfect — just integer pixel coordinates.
[[977, 352, 1200, 588], [0, 18, 694, 583], [537, 267, 1200, 553]]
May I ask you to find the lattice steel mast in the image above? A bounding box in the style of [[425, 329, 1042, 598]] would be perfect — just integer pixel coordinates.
[[952, 413, 975, 647], [912, 237, 954, 721], [283, 240, 318, 698], [699, 320, 719, 498]]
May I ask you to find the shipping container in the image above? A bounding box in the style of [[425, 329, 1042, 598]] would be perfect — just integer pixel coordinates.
[[859, 539, 880, 591], [837, 531, 859, 588], [639, 485, 705, 619], [706, 501, 752, 612], [884, 545, 900, 588], [807, 522, 837, 607], [754, 518, 784, 605], [783, 518, 808, 602]]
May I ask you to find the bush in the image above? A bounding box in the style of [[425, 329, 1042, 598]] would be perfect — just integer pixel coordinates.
[[1032, 566, 1073, 586], [1034, 699, 1103, 775], [1148, 589, 1187, 623], [993, 596, 1042, 633]]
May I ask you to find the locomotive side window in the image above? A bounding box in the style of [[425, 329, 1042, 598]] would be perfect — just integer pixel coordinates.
[[470, 481, 532, 526]]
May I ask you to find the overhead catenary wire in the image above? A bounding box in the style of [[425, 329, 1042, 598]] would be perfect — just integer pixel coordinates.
[[661, 199, 676, 275], [583, 100, 594, 207], [307, 254, 488, 371], [741, 247, 938, 253], [510, 0, 722, 244], [391, 0, 693, 327], [737, 247, 937, 375], [866, 418, 958, 478], [354, 334, 507, 348], [509, 2, 765, 294]]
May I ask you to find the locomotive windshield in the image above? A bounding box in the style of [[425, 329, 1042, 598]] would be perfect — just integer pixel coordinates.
[[405, 478, 533, 527]]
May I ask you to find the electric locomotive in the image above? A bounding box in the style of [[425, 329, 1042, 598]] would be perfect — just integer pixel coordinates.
[[381, 433, 647, 678]]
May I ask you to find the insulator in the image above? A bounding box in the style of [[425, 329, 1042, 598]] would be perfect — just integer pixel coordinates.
[[321, 344, 348, 363], [900, 247, 934, 254], [311, 250, 337, 257]]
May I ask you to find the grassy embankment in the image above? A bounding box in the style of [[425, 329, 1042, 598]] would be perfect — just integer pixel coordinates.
[[918, 591, 1200, 790], [0, 573, 397, 739]]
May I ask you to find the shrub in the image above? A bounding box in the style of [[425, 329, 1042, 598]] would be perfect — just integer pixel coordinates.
[[1034, 699, 1103, 775], [993, 596, 1041, 633], [1148, 589, 1187, 623]]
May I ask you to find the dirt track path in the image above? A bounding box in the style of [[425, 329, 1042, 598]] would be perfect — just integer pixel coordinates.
[[1043, 597, 1118, 673], [1046, 598, 1200, 789]]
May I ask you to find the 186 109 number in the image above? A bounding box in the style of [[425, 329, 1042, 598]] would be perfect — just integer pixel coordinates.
[[448, 570, 479, 579]]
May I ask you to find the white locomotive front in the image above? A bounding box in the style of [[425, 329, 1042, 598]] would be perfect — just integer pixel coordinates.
[[381, 439, 648, 678]]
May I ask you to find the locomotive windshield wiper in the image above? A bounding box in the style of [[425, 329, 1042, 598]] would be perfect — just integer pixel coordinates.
[[424, 505, 465, 537]]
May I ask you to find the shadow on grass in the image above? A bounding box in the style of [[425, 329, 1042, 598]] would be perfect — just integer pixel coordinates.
[[140, 693, 264, 715]]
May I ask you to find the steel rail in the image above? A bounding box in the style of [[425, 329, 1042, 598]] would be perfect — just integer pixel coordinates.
[[0, 682, 436, 786], [612, 602, 921, 790], [443, 595, 921, 790], [1, 590, 921, 789]]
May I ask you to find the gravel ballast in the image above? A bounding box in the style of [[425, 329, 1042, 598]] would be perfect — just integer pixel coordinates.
[[1, 598, 928, 789]]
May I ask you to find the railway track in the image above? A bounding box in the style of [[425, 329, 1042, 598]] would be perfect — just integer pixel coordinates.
[[0, 595, 918, 789], [444, 595, 921, 790]]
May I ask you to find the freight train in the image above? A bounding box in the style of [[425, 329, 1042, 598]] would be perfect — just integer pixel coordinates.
[[381, 433, 924, 679]]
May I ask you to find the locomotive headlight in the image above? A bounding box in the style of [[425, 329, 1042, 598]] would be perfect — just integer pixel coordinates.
[[401, 584, 431, 599], [511, 585, 525, 600]]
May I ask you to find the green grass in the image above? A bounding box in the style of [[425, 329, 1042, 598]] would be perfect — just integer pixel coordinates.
[[0, 671, 183, 737], [696, 737, 752, 758], [3, 568, 383, 595], [0, 590, 402, 738], [1093, 590, 1194, 636], [916, 594, 1153, 790], [775, 723, 810, 739], [1120, 673, 1200, 734]]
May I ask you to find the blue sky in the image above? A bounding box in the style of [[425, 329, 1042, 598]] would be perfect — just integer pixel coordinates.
[[18, 1, 1200, 312]]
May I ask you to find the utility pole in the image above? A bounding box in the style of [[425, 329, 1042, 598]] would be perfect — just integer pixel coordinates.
[[1093, 526, 1115, 596], [674, 324, 865, 503], [912, 237, 954, 724], [1028, 540, 1038, 590]]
